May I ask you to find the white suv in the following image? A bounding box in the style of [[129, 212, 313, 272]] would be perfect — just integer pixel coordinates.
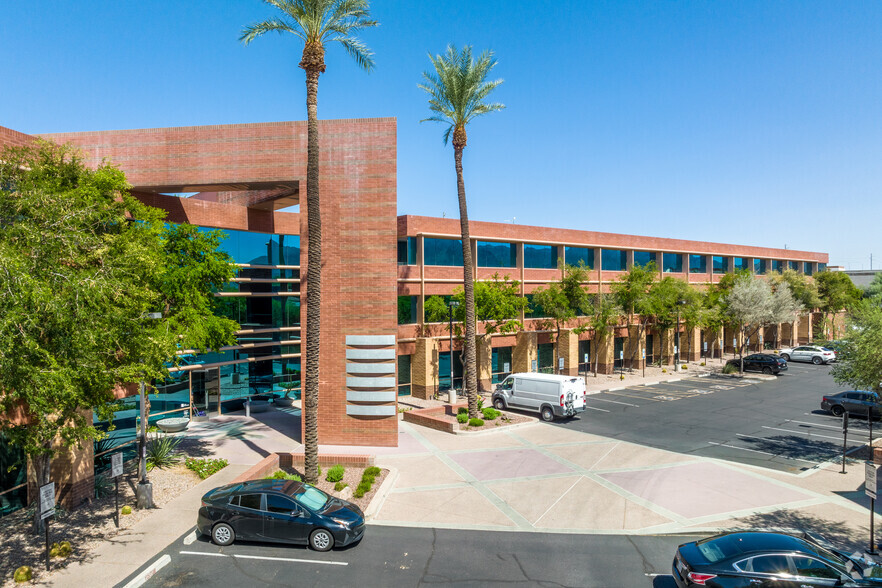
[[779, 345, 836, 365]]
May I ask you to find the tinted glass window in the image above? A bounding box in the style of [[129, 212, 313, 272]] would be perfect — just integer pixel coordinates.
[[524, 244, 557, 269], [663, 253, 683, 273], [424, 238, 463, 266], [792, 557, 838, 579], [754, 259, 766, 274], [265, 494, 298, 514], [804, 262, 814, 276], [750, 555, 790, 574], [293, 486, 329, 511], [771, 260, 782, 272], [733, 257, 747, 271], [228, 495, 239, 506], [689, 254, 706, 273], [634, 251, 656, 267], [239, 494, 262, 510], [713, 256, 728, 274], [478, 241, 517, 268], [564, 247, 594, 269], [398, 296, 418, 325], [789, 261, 799, 271], [601, 249, 627, 271]]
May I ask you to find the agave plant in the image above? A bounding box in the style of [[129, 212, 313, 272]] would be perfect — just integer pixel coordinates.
[[146, 434, 183, 471]]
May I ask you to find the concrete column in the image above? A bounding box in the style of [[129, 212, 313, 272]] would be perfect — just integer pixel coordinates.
[[476, 334, 493, 392], [558, 329, 580, 376], [513, 331, 537, 373], [594, 330, 615, 374], [411, 337, 439, 399]]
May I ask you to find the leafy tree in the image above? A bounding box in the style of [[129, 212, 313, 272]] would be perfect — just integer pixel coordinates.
[[815, 270, 862, 339], [588, 294, 621, 376], [770, 269, 820, 312], [0, 141, 238, 524], [419, 45, 504, 419], [241, 0, 378, 484], [611, 262, 657, 367], [644, 277, 692, 365], [531, 265, 591, 372], [831, 301, 882, 393], [863, 272, 882, 301]]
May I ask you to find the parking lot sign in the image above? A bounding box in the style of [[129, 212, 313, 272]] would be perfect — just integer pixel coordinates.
[[867, 462, 880, 499], [531, 359, 537, 372], [111, 452, 123, 478], [39, 482, 55, 520], [558, 357, 564, 370]]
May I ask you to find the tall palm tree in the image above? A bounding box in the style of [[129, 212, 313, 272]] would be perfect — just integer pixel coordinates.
[[240, 0, 377, 484], [419, 45, 504, 419]]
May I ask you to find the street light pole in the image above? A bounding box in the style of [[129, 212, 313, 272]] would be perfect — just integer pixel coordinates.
[[448, 300, 460, 402], [137, 312, 162, 509], [675, 300, 685, 372]]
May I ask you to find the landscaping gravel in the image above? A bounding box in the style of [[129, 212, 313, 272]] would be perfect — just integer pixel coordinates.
[[276, 466, 388, 513]]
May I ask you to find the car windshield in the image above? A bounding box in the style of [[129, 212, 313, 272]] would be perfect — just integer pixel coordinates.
[[292, 485, 329, 511]]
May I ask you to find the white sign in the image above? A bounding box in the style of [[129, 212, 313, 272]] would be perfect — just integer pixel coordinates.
[[583, 354, 588, 364], [39, 482, 55, 520], [674, 346, 678, 354], [619, 350, 624, 360], [558, 357, 565, 369], [867, 462, 880, 499], [642, 348, 646, 359], [503, 362, 510, 373], [733, 338, 737, 346], [111, 453, 123, 478], [703, 341, 707, 352], [531, 359, 538, 372]]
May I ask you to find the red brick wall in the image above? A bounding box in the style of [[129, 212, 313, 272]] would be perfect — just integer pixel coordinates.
[[0, 125, 34, 148]]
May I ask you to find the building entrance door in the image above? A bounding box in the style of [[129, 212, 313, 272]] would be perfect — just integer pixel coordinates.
[[191, 369, 220, 417]]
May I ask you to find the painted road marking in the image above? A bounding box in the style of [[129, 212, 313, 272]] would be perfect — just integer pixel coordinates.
[[761, 425, 844, 442], [585, 406, 611, 412], [183, 531, 197, 545], [788, 419, 871, 436], [709, 385, 734, 390], [179, 551, 348, 566], [688, 389, 712, 394], [654, 395, 678, 401], [588, 397, 640, 407], [706, 441, 819, 464]]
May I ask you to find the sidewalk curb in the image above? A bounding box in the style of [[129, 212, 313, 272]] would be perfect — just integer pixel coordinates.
[[120, 554, 171, 588], [364, 466, 398, 521]]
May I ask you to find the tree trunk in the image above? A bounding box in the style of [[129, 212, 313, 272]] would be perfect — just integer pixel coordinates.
[[453, 146, 479, 419], [303, 65, 322, 485], [31, 452, 51, 534]]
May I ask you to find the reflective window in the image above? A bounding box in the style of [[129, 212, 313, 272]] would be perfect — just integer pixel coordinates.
[[689, 254, 707, 274], [398, 296, 418, 325], [397, 237, 417, 265], [749, 555, 789, 574], [791, 557, 838, 579], [199, 227, 300, 266], [424, 238, 464, 266], [239, 494, 263, 510], [222, 281, 298, 294], [754, 259, 766, 275], [564, 247, 594, 269], [789, 261, 799, 271], [578, 340, 591, 372], [663, 253, 683, 273], [478, 241, 517, 268], [818, 263, 827, 272], [601, 249, 627, 271], [525, 293, 546, 318], [733, 257, 747, 271], [804, 262, 813, 276], [634, 251, 656, 267], [438, 351, 463, 390], [0, 433, 27, 517], [214, 296, 300, 328], [771, 260, 782, 272], [265, 494, 297, 514], [538, 343, 554, 373], [524, 244, 558, 269], [398, 355, 411, 396], [491, 347, 512, 383], [713, 256, 728, 274]]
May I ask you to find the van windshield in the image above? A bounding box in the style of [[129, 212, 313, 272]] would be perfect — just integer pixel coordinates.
[[498, 378, 513, 390]]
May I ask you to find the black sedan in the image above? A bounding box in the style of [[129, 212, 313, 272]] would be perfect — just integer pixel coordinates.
[[673, 531, 882, 587], [821, 390, 881, 418], [725, 354, 788, 375], [197, 478, 365, 551]]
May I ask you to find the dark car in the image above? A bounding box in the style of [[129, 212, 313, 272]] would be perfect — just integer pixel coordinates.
[[725, 354, 788, 375], [673, 531, 882, 587], [821, 390, 881, 418], [197, 479, 365, 552]]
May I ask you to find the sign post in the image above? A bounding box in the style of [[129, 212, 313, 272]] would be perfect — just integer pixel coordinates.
[[111, 452, 123, 528], [867, 461, 880, 554], [703, 341, 707, 362], [842, 412, 849, 474], [642, 348, 646, 378], [719, 338, 723, 363], [39, 482, 55, 571], [619, 350, 624, 378], [732, 337, 737, 358]]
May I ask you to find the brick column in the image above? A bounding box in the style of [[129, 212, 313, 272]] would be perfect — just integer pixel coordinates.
[[661, 329, 675, 365], [513, 331, 537, 373], [476, 334, 492, 392], [594, 331, 614, 374], [628, 325, 645, 369], [685, 327, 701, 362], [27, 418, 95, 509], [411, 337, 439, 399], [797, 314, 812, 344], [558, 329, 580, 376]]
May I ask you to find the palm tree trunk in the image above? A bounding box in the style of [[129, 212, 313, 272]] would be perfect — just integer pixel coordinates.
[[454, 146, 479, 419], [303, 67, 321, 485]]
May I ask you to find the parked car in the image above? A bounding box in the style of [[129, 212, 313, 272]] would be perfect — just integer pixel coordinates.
[[779, 345, 836, 365], [725, 354, 787, 375], [197, 478, 365, 551], [821, 390, 882, 418], [673, 531, 882, 587], [492, 373, 586, 422]]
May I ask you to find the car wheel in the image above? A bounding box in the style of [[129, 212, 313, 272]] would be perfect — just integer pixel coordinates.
[[540, 406, 555, 422], [781, 353, 790, 361], [309, 528, 335, 552], [493, 398, 506, 410], [831, 405, 845, 417], [762, 367, 773, 375], [812, 356, 822, 365], [212, 522, 235, 546]]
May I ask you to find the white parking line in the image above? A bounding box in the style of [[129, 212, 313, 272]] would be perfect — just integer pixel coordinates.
[[179, 551, 348, 566], [585, 406, 610, 412], [588, 397, 640, 407], [761, 425, 842, 441], [788, 419, 870, 436], [706, 442, 819, 464]]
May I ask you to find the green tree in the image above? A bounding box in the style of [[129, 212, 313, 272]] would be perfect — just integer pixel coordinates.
[[863, 272, 882, 301], [831, 301, 882, 393], [241, 0, 378, 484], [588, 294, 621, 376], [611, 261, 657, 368], [531, 265, 591, 373], [644, 277, 692, 366], [0, 141, 238, 524], [419, 45, 504, 419], [815, 270, 862, 339]]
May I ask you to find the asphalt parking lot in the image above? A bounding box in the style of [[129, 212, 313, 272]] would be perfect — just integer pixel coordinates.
[[130, 525, 697, 588], [565, 362, 869, 474]]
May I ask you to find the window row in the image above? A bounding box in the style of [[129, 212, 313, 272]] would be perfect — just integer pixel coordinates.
[[215, 296, 301, 329], [197, 226, 300, 266]]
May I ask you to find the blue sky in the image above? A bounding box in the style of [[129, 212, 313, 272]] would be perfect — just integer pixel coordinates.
[[2, 1, 880, 269]]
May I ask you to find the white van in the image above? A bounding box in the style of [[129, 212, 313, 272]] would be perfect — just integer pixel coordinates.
[[491, 373, 587, 422]]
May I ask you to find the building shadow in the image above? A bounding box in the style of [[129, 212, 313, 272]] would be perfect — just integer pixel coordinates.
[[730, 509, 868, 553]]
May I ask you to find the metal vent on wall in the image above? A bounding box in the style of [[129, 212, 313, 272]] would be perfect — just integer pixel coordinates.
[[345, 335, 396, 417]]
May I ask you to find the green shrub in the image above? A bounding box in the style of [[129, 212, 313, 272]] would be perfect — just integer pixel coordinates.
[[50, 541, 72, 559], [457, 413, 468, 424], [477, 396, 484, 410], [121, 505, 132, 515], [146, 425, 161, 433], [185, 457, 229, 480], [146, 434, 182, 471], [94, 473, 113, 499], [365, 466, 381, 477], [457, 407, 468, 415], [468, 418, 484, 427], [13, 566, 32, 583], [722, 363, 738, 374], [265, 470, 301, 482], [682, 364, 688, 370], [481, 407, 500, 420], [354, 480, 371, 498], [334, 481, 348, 492], [326, 465, 345, 483]]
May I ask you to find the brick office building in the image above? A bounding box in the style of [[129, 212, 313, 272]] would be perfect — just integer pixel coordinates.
[[0, 118, 829, 511]]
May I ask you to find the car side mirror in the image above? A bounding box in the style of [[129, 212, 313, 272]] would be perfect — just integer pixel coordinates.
[[291, 509, 303, 517]]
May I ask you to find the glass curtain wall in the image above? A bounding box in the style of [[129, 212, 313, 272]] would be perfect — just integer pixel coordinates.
[[537, 343, 554, 373], [397, 355, 412, 396], [689, 254, 707, 274], [438, 351, 463, 391], [601, 249, 627, 271]]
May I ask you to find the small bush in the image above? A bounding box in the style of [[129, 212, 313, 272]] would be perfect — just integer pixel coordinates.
[[354, 481, 371, 498], [334, 482, 348, 492], [146, 434, 182, 471], [619, 374, 625, 380], [457, 407, 468, 415], [481, 407, 500, 420], [13, 566, 32, 583], [722, 363, 738, 374], [326, 465, 345, 483], [265, 470, 301, 482], [146, 425, 161, 433], [682, 364, 688, 370], [94, 473, 113, 499], [700, 362, 706, 366], [477, 396, 484, 410], [457, 413, 468, 424], [121, 505, 132, 515], [50, 541, 72, 559], [468, 418, 484, 427], [661, 368, 667, 373], [185, 457, 229, 480], [365, 466, 381, 477]]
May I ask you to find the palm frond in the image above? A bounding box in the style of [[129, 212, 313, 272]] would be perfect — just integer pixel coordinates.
[[239, 17, 299, 44], [334, 36, 375, 72]]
